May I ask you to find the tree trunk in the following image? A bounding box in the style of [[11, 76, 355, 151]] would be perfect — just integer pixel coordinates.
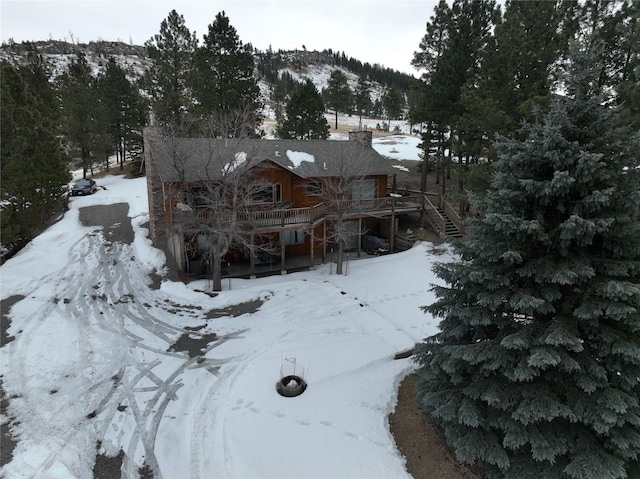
[[120, 138, 125, 171], [82, 148, 89, 179], [420, 161, 427, 192], [458, 154, 468, 218], [336, 242, 344, 275], [335, 110, 338, 130], [211, 250, 222, 291]]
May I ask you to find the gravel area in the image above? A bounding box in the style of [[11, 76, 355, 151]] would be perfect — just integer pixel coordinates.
[[389, 374, 487, 479]]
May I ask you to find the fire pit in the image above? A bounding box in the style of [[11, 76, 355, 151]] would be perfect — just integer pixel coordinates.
[[276, 375, 307, 397]]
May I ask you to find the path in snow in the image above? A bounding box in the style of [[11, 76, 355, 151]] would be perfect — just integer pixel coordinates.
[[1, 203, 251, 479]]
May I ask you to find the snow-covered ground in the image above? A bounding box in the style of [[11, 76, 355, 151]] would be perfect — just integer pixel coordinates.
[[328, 113, 422, 166], [0, 174, 450, 479]]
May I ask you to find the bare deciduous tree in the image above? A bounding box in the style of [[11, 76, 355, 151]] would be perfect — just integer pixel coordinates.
[[178, 145, 277, 290], [311, 142, 388, 275], [157, 110, 273, 291]]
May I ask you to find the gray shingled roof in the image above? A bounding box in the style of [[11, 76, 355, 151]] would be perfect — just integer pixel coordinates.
[[147, 136, 396, 182]]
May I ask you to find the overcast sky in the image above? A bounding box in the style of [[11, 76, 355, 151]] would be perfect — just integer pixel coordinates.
[[1, 0, 439, 76]]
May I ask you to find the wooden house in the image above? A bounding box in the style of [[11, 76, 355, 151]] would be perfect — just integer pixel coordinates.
[[144, 128, 427, 278]]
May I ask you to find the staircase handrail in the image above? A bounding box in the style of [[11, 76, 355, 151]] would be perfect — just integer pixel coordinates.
[[442, 201, 464, 234], [422, 194, 447, 236], [401, 189, 465, 236]]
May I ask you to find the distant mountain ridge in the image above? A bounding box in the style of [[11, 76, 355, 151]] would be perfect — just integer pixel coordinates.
[[0, 40, 414, 117], [0, 40, 151, 80]]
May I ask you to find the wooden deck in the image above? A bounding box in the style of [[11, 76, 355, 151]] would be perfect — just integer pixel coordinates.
[[189, 195, 428, 232]]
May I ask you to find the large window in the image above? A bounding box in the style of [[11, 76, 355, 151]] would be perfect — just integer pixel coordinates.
[[351, 179, 378, 200], [250, 183, 281, 203], [306, 181, 323, 196]]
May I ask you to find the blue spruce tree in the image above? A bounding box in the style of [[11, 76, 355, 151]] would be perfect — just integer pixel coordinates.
[[415, 40, 640, 479]]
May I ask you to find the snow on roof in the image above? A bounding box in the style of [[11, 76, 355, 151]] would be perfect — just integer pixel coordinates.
[[146, 132, 395, 181], [221, 151, 247, 174], [286, 150, 315, 168]]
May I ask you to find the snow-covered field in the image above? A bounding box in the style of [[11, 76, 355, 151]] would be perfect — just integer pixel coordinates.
[[0, 174, 450, 478], [262, 112, 423, 165]]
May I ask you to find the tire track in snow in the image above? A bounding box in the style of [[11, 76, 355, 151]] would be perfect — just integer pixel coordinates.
[[4, 232, 127, 478], [70, 228, 248, 479], [2, 207, 249, 479]]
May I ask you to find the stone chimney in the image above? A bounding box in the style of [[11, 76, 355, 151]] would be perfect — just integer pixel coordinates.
[[349, 130, 373, 148]]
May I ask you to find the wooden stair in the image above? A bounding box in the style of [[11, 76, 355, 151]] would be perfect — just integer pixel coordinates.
[[418, 193, 465, 240], [435, 206, 463, 239]]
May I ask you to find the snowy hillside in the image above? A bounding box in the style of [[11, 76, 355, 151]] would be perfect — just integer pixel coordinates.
[[0, 41, 407, 109], [0, 40, 151, 81], [278, 63, 387, 103]]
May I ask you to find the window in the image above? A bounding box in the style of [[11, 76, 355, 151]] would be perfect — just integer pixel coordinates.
[[185, 186, 222, 207], [250, 183, 282, 204], [351, 179, 378, 200], [284, 230, 305, 245], [251, 184, 273, 203], [306, 181, 323, 196]]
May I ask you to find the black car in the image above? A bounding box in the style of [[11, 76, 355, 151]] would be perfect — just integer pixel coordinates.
[[70, 179, 98, 196], [362, 235, 389, 255]]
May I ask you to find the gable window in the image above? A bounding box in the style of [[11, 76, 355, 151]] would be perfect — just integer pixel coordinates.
[[250, 183, 281, 203], [284, 229, 305, 245], [306, 181, 323, 196]]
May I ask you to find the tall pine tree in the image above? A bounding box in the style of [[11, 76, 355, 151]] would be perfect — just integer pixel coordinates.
[[415, 40, 640, 479], [325, 69, 352, 130], [580, 0, 639, 130], [1, 63, 70, 256], [382, 87, 405, 131], [354, 73, 373, 129], [96, 57, 147, 170], [483, 0, 578, 133], [191, 11, 262, 135], [58, 51, 106, 178], [276, 79, 329, 140], [142, 9, 197, 127]]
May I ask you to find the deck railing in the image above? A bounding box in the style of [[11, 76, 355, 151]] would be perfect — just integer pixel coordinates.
[[185, 194, 454, 231], [422, 195, 447, 234]]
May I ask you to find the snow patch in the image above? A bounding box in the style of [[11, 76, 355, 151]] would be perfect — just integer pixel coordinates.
[[222, 151, 247, 173], [286, 150, 315, 167]]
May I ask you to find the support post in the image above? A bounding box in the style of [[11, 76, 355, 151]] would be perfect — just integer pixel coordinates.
[[280, 232, 287, 274], [249, 234, 256, 278], [322, 222, 327, 263], [309, 227, 315, 267], [389, 194, 399, 253]]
